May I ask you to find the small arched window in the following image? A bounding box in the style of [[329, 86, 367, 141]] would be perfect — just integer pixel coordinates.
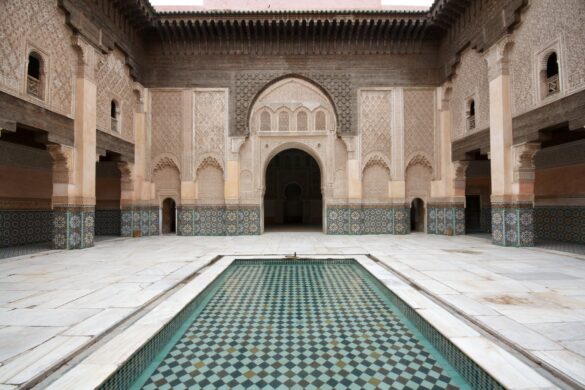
[[467, 99, 476, 130], [260, 110, 271, 131], [278, 111, 290, 132], [27, 52, 44, 99], [315, 111, 326, 131], [297, 111, 308, 131], [545, 52, 560, 96], [110, 100, 120, 132]]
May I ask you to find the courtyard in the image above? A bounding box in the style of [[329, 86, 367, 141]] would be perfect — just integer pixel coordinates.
[[0, 233, 584, 388]]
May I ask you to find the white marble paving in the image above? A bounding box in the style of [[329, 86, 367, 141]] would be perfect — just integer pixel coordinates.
[[0, 232, 583, 387]]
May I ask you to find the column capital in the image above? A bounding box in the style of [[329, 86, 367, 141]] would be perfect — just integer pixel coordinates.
[[513, 142, 541, 183], [71, 35, 102, 81], [47, 144, 75, 184], [438, 82, 453, 111], [484, 35, 514, 81]]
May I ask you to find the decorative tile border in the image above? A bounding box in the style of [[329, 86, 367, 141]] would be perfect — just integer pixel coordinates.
[[491, 203, 534, 247], [95, 209, 121, 236], [177, 205, 261, 236], [52, 206, 95, 249], [0, 209, 52, 247], [121, 207, 160, 237], [326, 205, 409, 235], [427, 204, 465, 235], [535, 206, 585, 244]]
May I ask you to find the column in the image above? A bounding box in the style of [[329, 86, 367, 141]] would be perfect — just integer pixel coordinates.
[[50, 36, 100, 249], [486, 36, 537, 246], [120, 86, 160, 237], [427, 85, 467, 236]]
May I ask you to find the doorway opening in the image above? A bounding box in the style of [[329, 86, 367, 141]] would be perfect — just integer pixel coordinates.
[[264, 149, 322, 231], [162, 198, 176, 234], [465, 195, 482, 233], [410, 198, 425, 232]]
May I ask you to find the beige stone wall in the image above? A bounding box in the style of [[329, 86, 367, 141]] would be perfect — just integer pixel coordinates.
[[0, 0, 77, 117], [510, 0, 585, 116], [96, 49, 136, 142]]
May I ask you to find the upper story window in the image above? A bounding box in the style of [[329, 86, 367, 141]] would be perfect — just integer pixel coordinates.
[[545, 52, 560, 96], [27, 52, 44, 99], [260, 110, 271, 131], [110, 100, 120, 132], [297, 111, 308, 131], [315, 110, 326, 131], [466, 99, 476, 130], [278, 111, 290, 132]]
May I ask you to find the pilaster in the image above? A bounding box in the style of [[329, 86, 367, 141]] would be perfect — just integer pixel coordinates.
[[486, 36, 537, 246]]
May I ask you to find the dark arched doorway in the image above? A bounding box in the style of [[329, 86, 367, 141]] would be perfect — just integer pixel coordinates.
[[410, 198, 425, 232], [162, 198, 176, 234], [264, 149, 322, 231]]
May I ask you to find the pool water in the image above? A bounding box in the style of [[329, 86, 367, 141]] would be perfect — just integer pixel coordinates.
[[127, 259, 475, 389]]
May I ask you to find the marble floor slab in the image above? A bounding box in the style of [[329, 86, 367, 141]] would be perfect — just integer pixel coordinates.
[[0, 232, 583, 388]]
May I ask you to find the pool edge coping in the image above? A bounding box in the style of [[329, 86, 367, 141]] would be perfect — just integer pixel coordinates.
[[45, 255, 556, 390]]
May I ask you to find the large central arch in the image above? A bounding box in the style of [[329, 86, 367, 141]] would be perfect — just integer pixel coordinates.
[[264, 148, 323, 231]]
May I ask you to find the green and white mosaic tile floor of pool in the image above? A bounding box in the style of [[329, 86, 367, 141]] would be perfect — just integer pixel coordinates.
[[131, 260, 473, 390]]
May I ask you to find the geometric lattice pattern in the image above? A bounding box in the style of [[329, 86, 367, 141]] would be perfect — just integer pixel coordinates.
[[327, 206, 409, 235], [359, 90, 392, 161], [535, 206, 585, 245], [177, 206, 261, 236], [135, 260, 469, 389], [52, 206, 95, 249], [0, 209, 52, 247], [491, 204, 534, 247], [427, 206, 465, 235], [121, 207, 160, 237], [95, 209, 121, 236]]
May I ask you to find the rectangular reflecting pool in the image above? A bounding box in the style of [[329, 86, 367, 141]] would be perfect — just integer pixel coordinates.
[[100, 259, 505, 390]]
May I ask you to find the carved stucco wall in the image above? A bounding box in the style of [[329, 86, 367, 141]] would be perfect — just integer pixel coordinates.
[[449, 49, 489, 140], [363, 162, 390, 200], [194, 89, 227, 171], [153, 165, 181, 203], [404, 89, 437, 172], [406, 162, 432, 202], [359, 89, 392, 169], [510, 0, 585, 116], [150, 90, 183, 174], [236, 72, 351, 136], [0, 0, 76, 117], [251, 78, 334, 134], [197, 161, 224, 202], [96, 49, 135, 142]]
